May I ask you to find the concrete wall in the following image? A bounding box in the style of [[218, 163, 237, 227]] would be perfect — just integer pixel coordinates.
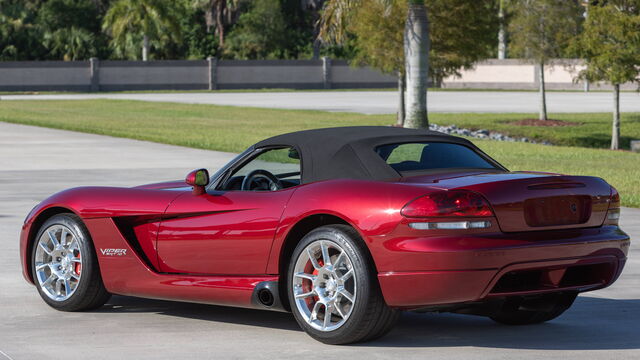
[[441, 59, 636, 90], [99, 60, 208, 91], [0, 59, 635, 92], [0, 58, 397, 92], [0, 61, 91, 91], [216, 60, 324, 89]]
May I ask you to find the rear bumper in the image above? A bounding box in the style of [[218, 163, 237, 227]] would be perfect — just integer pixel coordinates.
[[374, 226, 629, 308]]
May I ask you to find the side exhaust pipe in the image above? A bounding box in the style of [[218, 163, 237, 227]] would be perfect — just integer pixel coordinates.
[[251, 281, 287, 312]]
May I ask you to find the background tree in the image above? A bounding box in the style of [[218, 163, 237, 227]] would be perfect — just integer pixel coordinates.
[[508, 0, 583, 121], [223, 0, 290, 59], [298, 0, 326, 58], [347, 1, 405, 124], [497, 0, 506, 59], [191, 0, 245, 54], [42, 27, 96, 60], [321, 0, 496, 127], [37, 0, 105, 60], [572, 0, 640, 150], [0, 0, 47, 60], [102, 0, 182, 60], [321, 0, 431, 129]]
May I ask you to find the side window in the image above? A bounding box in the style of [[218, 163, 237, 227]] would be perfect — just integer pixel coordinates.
[[220, 147, 301, 191]]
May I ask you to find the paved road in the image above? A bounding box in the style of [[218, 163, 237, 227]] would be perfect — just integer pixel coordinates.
[[1, 122, 638, 359], [3, 90, 640, 114]]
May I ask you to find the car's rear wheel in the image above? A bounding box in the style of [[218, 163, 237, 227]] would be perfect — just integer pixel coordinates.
[[287, 225, 399, 344], [31, 213, 111, 311], [489, 292, 578, 325]]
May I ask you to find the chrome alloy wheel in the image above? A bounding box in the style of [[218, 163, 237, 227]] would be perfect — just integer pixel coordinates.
[[292, 240, 356, 332], [34, 224, 83, 301]]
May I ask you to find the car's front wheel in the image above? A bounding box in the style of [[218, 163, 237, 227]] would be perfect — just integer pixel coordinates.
[[31, 213, 111, 311], [287, 225, 399, 344]]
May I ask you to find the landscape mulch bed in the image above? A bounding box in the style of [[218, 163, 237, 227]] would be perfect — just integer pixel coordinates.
[[510, 119, 580, 127]]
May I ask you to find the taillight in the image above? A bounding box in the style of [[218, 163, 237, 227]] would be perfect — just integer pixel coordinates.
[[609, 187, 620, 209], [401, 190, 494, 218], [605, 186, 620, 225]]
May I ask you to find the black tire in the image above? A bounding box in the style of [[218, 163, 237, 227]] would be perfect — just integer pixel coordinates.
[[287, 225, 398, 344], [31, 213, 111, 311], [489, 292, 578, 325]]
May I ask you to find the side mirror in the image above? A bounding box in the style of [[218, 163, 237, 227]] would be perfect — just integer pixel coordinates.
[[185, 168, 209, 195]]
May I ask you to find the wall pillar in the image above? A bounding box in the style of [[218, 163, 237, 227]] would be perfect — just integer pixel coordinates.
[[89, 57, 99, 92], [322, 57, 332, 89], [208, 57, 218, 90]]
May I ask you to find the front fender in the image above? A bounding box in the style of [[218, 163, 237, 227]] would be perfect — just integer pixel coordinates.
[[19, 186, 185, 284]]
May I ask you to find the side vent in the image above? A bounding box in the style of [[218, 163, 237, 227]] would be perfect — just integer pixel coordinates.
[[112, 216, 162, 271]]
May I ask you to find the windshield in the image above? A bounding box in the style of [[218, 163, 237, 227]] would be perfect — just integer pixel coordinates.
[[208, 147, 253, 185]]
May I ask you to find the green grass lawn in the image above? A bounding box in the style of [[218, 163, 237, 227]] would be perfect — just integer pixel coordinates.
[[0, 99, 638, 207]]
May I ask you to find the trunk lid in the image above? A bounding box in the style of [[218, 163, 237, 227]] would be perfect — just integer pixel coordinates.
[[402, 171, 612, 232]]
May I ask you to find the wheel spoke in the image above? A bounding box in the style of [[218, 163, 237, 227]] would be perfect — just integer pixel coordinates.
[[47, 230, 60, 247], [60, 229, 68, 246], [334, 251, 346, 267], [42, 273, 56, 287], [295, 290, 315, 299], [64, 279, 72, 296], [71, 258, 82, 263], [320, 241, 331, 266], [54, 278, 62, 296], [35, 263, 49, 271], [306, 248, 321, 270], [38, 241, 52, 255], [323, 305, 332, 329], [294, 272, 315, 281], [70, 273, 80, 280], [339, 269, 354, 282], [334, 302, 346, 319], [309, 301, 323, 324], [339, 288, 354, 303], [67, 237, 78, 251]]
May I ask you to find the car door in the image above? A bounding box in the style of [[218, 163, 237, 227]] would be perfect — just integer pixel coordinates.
[[156, 146, 302, 275]]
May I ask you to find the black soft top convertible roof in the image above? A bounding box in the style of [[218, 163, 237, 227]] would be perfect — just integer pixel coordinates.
[[254, 126, 502, 183]]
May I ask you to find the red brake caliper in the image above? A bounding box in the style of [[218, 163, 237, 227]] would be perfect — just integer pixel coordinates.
[[74, 250, 82, 275], [312, 259, 324, 303]]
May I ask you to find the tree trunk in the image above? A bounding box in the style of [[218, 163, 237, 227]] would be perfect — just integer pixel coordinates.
[[498, 0, 506, 59], [396, 71, 406, 126], [403, 1, 430, 129], [312, 39, 321, 60], [142, 34, 149, 61], [216, 0, 225, 48], [538, 62, 547, 121], [611, 84, 620, 150]]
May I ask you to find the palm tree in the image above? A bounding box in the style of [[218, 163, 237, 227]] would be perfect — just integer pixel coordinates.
[[320, 0, 430, 129], [192, 0, 244, 50], [43, 27, 97, 61], [300, 0, 326, 59], [103, 0, 182, 61]]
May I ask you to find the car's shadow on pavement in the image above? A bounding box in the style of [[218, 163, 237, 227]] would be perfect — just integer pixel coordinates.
[[98, 295, 639, 350]]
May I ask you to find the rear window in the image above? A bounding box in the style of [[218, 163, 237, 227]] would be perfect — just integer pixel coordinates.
[[376, 142, 498, 173]]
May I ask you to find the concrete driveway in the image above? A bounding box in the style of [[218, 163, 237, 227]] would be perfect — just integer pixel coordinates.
[[1, 122, 638, 360], [3, 90, 640, 114]]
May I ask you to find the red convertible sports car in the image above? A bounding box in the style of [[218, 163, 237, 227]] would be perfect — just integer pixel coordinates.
[[20, 126, 629, 344]]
